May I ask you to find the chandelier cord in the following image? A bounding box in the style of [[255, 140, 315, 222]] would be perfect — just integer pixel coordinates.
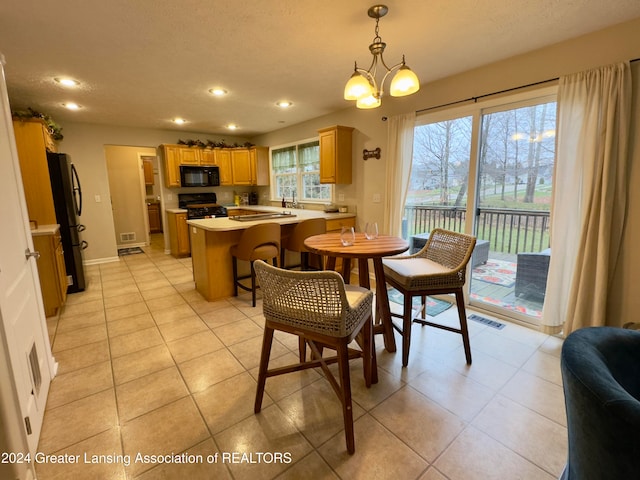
[[373, 17, 381, 43]]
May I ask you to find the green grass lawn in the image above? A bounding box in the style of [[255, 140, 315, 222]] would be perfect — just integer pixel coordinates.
[[407, 183, 552, 211]]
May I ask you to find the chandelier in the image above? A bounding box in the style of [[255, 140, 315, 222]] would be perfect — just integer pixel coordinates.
[[344, 4, 420, 109]]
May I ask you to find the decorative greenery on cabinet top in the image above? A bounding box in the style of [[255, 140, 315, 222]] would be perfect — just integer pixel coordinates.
[[177, 139, 255, 149], [12, 108, 64, 140]]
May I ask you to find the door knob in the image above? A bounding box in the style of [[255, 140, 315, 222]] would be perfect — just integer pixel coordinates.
[[25, 249, 40, 260]]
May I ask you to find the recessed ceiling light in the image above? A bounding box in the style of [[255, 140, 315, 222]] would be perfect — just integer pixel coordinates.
[[173, 118, 186, 125], [62, 102, 81, 110], [54, 77, 80, 87], [209, 88, 228, 96], [276, 100, 293, 108], [226, 124, 238, 130]]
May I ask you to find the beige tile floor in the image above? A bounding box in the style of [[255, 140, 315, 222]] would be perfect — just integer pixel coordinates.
[[36, 234, 567, 480]]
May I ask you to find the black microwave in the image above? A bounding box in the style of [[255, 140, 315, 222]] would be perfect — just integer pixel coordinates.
[[180, 165, 220, 187]]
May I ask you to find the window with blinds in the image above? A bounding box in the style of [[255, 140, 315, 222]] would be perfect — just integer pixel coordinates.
[[271, 140, 332, 202]]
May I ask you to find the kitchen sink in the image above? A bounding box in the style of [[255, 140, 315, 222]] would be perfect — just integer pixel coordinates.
[[229, 212, 297, 222]]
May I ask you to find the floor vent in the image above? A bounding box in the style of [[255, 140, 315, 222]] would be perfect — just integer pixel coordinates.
[[468, 314, 505, 330], [120, 232, 136, 242]]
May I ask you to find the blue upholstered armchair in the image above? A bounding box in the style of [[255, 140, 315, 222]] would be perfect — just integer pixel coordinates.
[[560, 327, 640, 479]]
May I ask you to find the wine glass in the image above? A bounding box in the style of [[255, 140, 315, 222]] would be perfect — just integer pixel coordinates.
[[340, 226, 355, 246], [364, 222, 379, 240]]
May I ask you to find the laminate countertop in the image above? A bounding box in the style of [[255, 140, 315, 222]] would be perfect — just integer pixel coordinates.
[[187, 206, 355, 232], [30, 224, 61, 236]]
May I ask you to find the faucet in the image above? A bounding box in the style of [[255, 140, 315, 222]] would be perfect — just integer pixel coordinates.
[[291, 192, 298, 209]]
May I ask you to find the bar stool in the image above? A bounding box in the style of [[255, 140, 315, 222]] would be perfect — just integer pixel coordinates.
[[382, 228, 476, 366], [253, 260, 375, 454], [230, 223, 281, 307], [280, 218, 326, 270]]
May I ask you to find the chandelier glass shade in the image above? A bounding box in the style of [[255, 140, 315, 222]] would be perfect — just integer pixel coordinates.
[[344, 5, 420, 109]]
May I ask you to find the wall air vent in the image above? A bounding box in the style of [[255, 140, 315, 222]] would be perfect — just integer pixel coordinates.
[[119, 232, 136, 242]]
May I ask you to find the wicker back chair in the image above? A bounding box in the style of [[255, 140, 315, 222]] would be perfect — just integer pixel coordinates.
[[253, 260, 375, 454], [280, 218, 326, 270], [382, 228, 476, 366]]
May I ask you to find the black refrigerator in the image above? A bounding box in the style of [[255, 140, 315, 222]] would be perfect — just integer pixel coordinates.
[[47, 152, 87, 293]]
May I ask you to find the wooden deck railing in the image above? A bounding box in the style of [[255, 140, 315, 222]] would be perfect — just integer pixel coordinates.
[[403, 205, 550, 254]]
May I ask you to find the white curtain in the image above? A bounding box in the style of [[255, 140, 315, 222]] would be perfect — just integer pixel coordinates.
[[541, 62, 631, 335], [383, 112, 416, 237]]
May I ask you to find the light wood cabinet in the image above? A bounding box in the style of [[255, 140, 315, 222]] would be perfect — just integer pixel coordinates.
[[229, 147, 270, 186], [250, 146, 270, 186], [231, 149, 252, 185], [200, 149, 216, 166], [32, 227, 67, 317], [326, 217, 355, 232], [147, 203, 162, 233], [143, 158, 154, 185], [160, 144, 268, 187], [178, 147, 201, 165], [215, 149, 233, 185], [13, 118, 58, 225], [318, 125, 354, 184], [161, 145, 181, 187], [167, 211, 190, 257], [227, 209, 261, 217]]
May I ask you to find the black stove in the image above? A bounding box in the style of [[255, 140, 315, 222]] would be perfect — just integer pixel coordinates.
[[178, 193, 228, 220]]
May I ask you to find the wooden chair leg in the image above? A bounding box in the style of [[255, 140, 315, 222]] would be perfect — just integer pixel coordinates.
[[455, 289, 472, 364], [337, 341, 355, 454], [402, 293, 413, 367], [361, 314, 375, 387], [255, 326, 274, 413], [298, 337, 306, 362], [232, 256, 238, 297], [250, 261, 257, 307]]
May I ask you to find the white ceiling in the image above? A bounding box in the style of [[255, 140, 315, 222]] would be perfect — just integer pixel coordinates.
[[1, 0, 640, 137]]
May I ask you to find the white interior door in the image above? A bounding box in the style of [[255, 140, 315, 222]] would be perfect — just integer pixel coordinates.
[[0, 55, 54, 455], [138, 154, 151, 244]]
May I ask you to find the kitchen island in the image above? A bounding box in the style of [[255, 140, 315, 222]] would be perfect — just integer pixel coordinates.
[[188, 207, 356, 301]]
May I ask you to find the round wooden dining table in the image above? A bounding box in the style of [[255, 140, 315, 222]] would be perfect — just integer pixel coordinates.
[[304, 232, 409, 353]]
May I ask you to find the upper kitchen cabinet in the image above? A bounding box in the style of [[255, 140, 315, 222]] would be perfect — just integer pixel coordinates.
[[230, 149, 252, 185], [250, 146, 269, 186], [318, 125, 354, 184], [214, 149, 232, 185], [200, 148, 216, 166], [160, 144, 269, 187], [12, 118, 58, 225], [178, 147, 200, 165], [161, 144, 181, 187], [230, 147, 269, 186]]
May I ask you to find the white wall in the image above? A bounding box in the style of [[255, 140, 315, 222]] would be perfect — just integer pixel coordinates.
[[105, 145, 156, 248]]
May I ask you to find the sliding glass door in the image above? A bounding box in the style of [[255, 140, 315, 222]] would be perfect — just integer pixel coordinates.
[[404, 89, 557, 325], [470, 97, 556, 324]]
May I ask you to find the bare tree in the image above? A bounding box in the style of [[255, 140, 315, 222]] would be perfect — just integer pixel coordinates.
[[523, 103, 549, 203], [412, 117, 471, 205]]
